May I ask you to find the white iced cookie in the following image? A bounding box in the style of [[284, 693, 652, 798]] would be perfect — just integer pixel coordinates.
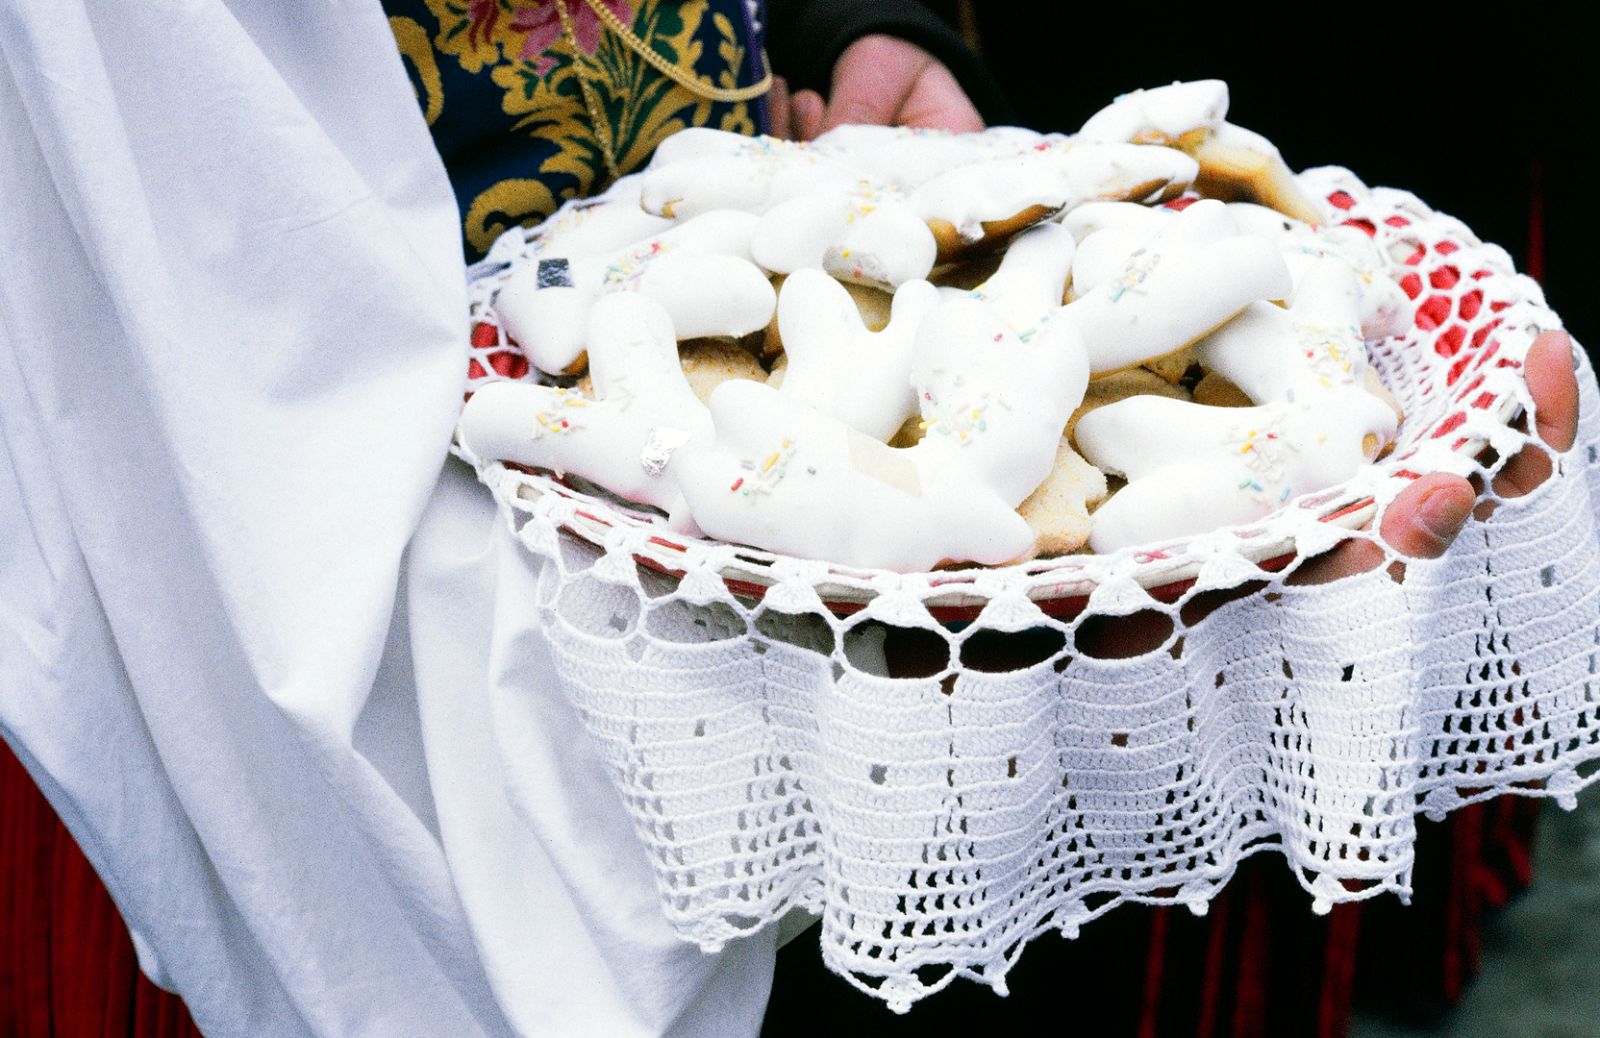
[[1017, 439, 1109, 556], [939, 220, 1076, 336], [1187, 122, 1324, 226], [909, 297, 1091, 505], [1060, 199, 1293, 375], [577, 339, 767, 404], [774, 270, 941, 442], [1077, 82, 1322, 225], [753, 140, 1194, 290], [459, 293, 711, 512], [638, 129, 859, 219], [1076, 79, 1230, 147], [1060, 199, 1175, 243], [1075, 395, 1395, 553], [654, 127, 1051, 284], [523, 173, 674, 259], [919, 141, 1196, 260], [752, 181, 939, 289], [1066, 367, 1191, 441], [494, 210, 776, 376], [1070, 222, 1166, 298], [673, 382, 1036, 570], [673, 298, 1090, 570], [1199, 258, 1399, 448], [1061, 201, 1176, 299], [762, 275, 893, 357], [1078, 259, 1399, 553], [810, 123, 1047, 188], [1227, 202, 1411, 340], [1069, 201, 1407, 337]]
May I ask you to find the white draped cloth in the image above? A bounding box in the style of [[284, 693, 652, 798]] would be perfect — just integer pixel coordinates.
[[0, 2, 775, 1035]]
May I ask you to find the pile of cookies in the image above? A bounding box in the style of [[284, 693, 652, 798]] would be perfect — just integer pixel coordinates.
[[458, 80, 1409, 572]]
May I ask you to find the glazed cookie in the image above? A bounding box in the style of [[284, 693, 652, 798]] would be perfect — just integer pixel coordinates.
[[773, 270, 941, 442], [920, 142, 1197, 261], [672, 297, 1090, 570], [1227, 202, 1411, 340], [522, 173, 674, 259], [1199, 260, 1371, 402], [1198, 260, 1403, 455], [1017, 439, 1109, 557], [1060, 199, 1293, 376], [672, 381, 1038, 570], [1060, 199, 1175, 244], [754, 141, 1195, 290], [751, 182, 939, 290], [908, 297, 1091, 506], [646, 128, 1052, 289], [1077, 259, 1400, 552], [1070, 199, 1406, 343], [495, 210, 776, 376], [762, 275, 894, 358], [809, 123, 1048, 189], [1068, 218, 1173, 298], [1076, 79, 1229, 149], [939, 221, 1077, 337], [638, 129, 860, 220], [1076, 81, 1323, 226], [1187, 122, 1324, 226], [1066, 367, 1190, 441], [459, 293, 711, 512], [642, 125, 1050, 221], [1075, 392, 1396, 553]]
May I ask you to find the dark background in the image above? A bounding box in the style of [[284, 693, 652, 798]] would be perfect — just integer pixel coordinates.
[[961, 9, 1596, 361]]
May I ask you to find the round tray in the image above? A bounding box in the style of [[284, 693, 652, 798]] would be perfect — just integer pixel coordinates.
[[456, 166, 1553, 622]]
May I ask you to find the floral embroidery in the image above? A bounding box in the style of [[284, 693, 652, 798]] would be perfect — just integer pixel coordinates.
[[426, 0, 525, 74], [512, 0, 632, 76], [389, 0, 761, 259]]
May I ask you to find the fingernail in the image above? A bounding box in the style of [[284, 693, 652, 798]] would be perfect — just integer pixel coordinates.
[[1419, 485, 1471, 542]]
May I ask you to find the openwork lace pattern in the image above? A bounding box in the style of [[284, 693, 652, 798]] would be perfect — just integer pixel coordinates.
[[458, 168, 1600, 1010]]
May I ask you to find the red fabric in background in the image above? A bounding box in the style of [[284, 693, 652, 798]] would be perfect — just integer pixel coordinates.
[[0, 742, 201, 1038]]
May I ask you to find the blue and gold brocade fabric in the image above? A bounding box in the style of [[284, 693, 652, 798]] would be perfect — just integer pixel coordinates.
[[385, 0, 769, 259]]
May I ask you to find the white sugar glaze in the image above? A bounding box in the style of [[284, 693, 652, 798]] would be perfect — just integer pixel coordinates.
[[464, 80, 1415, 571]]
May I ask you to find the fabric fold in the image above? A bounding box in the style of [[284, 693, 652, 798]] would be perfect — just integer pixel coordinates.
[[2, 1, 766, 1034]]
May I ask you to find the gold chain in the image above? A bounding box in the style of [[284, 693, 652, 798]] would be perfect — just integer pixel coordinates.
[[554, 0, 621, 179], [555, 0, 777, 180], [578, 0, 774, 104]]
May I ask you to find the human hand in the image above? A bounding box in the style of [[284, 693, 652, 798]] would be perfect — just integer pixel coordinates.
[[1291, 329, 1579, 583], [1072, 330, 1581, 658], [768, 35, 984, 141], [882, 332, 1581, 669]]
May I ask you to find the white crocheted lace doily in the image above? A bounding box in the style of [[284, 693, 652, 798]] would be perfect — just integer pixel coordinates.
[[457, 169, 1600, 1011]]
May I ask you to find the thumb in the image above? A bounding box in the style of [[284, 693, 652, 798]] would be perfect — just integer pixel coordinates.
[[897, 60, 984, 133], [820, 81, 906, 134], [819, 35, 931, 133]]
